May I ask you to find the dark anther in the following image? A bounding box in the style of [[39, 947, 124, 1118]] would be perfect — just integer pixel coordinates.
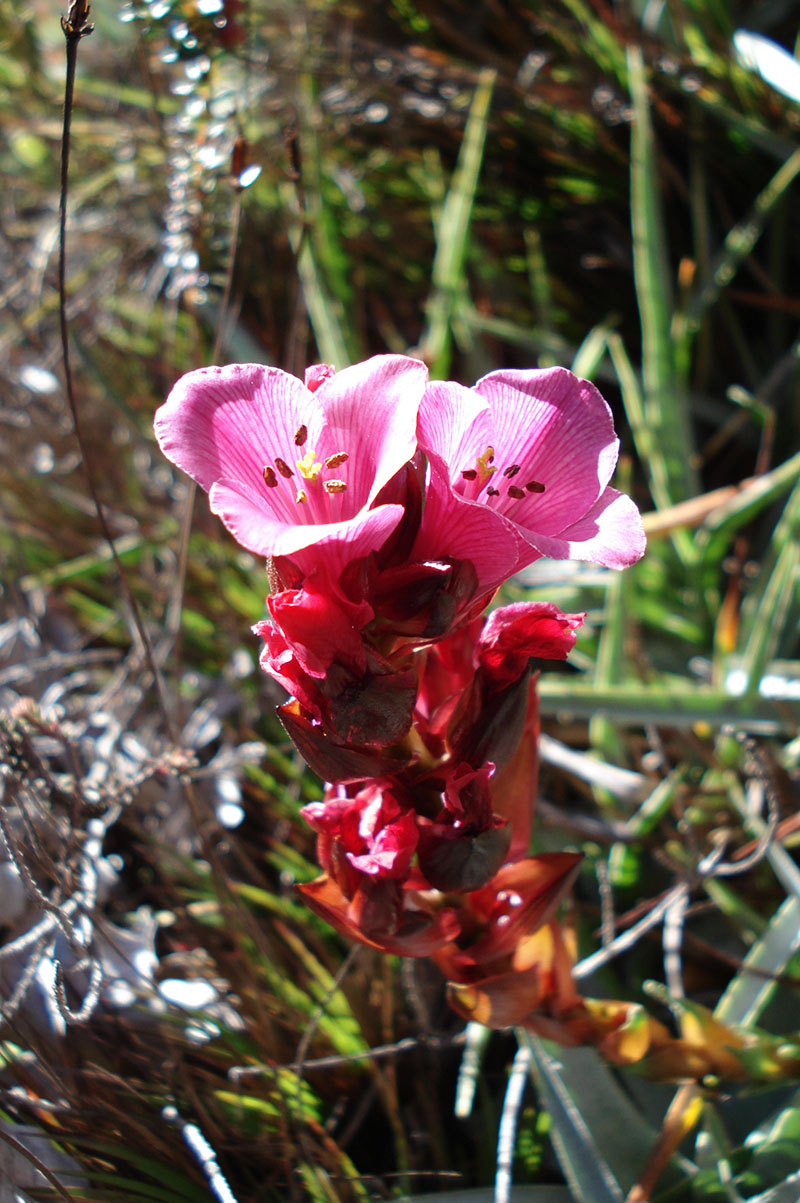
[[525, 480, 546, 493], [275, 457, 294, 478], [461, 469, 478, 480], [486, 486, 500, 497], [507, 485, 525, 500], [503, 464, 521, 478], [325, 452, 349, 469], [294, 425, 308, 447], [262, 465, 278, 488]]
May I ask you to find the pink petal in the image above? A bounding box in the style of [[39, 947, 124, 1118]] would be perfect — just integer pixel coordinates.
[[410, 454, 520, 592], [210, 476, 404, 566], [417, 381, 491, 470], [347, 811, 419, 879], [266, 581, 368, 676], [477, 602, 585, 689], [154, 363, 312, 495], [310, 356, 428, 507], [305, 363, 336, 391], [472, 367, 620, 535], [519, 487, 646, 570]]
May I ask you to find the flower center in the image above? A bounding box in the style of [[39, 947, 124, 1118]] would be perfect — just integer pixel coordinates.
[[262, 442, 350, 511], [297, 449, 323, 483], [458, 445, 546, 504]]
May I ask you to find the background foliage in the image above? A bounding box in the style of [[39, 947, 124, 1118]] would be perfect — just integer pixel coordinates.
[[1, 1, 799, 1200]]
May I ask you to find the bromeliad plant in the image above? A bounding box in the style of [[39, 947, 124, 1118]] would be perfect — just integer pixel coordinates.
[[154, 352, 678, 1061]]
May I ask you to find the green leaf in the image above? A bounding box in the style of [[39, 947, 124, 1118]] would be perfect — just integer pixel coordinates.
[[522, 1034, 671, 1202], [420, 67, 496, 378], [628, 44, 698, 513], [715, 897, 800, 1029]]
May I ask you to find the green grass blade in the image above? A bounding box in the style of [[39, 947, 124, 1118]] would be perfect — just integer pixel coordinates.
[[523, 1036, 624, 1203], [736, 475, 800, 698], [697, 448, 800, 568], [745, 1169, 800, 1203], [714, 896, 800, 1028], [537, 680, 795, 733], [522, 1035, 682, 1202], [571, 321, 616, 380], [420, 67, 496, 378], [606, 331, 696, 563], [683, 147, 800, 335], [524, 228, 557, 368], [628, 43, 699, 511], [289, 214, 351, 368], [559, 0, 627, 83]]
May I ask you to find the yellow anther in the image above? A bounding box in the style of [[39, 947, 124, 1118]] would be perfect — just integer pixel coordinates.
[[475, 445, 497, 485]]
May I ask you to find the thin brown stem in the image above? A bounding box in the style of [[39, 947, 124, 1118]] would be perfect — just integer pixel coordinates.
[[166, 189, 244, 722], [59, 0, 177, 743]]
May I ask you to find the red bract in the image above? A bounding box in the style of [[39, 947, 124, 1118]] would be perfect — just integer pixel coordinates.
[[302, 780, 418, 888], [417, 366, 646, 572], [476, 601, 584, 691], [298, 873, 463, 957], [260, 577, 369, 678]]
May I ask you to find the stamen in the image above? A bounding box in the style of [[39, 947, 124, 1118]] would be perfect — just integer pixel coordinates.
[[507, 485, 525, 500], [503, 464, 521, 478], [275, 457, 294, 478], [525, 480, 546, 493], [486, 486, 500, 497], [294, 424, 308, 447], [262, 465, 278, 488], [461, 468, 477, 481], [295, 488, 308, 504], [325, 451, 349, 469], [323, 479, 347, 494]]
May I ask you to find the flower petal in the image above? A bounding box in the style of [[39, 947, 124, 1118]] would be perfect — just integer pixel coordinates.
[[209, 476, 404, 565], [520, 486, 646, 570], [155, 356, 428, 564], [477, 601, 584, 689], [473, 367, 620, 535], [411, 454, 520, 593], [417, 380, 492, 471], [310, 355, 428, 507], [154, 363, 312, 495]]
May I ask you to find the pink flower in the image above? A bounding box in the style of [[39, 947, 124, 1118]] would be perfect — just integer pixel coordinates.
[[153, 355, 428, 580], [417, 366, 646, 572]]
